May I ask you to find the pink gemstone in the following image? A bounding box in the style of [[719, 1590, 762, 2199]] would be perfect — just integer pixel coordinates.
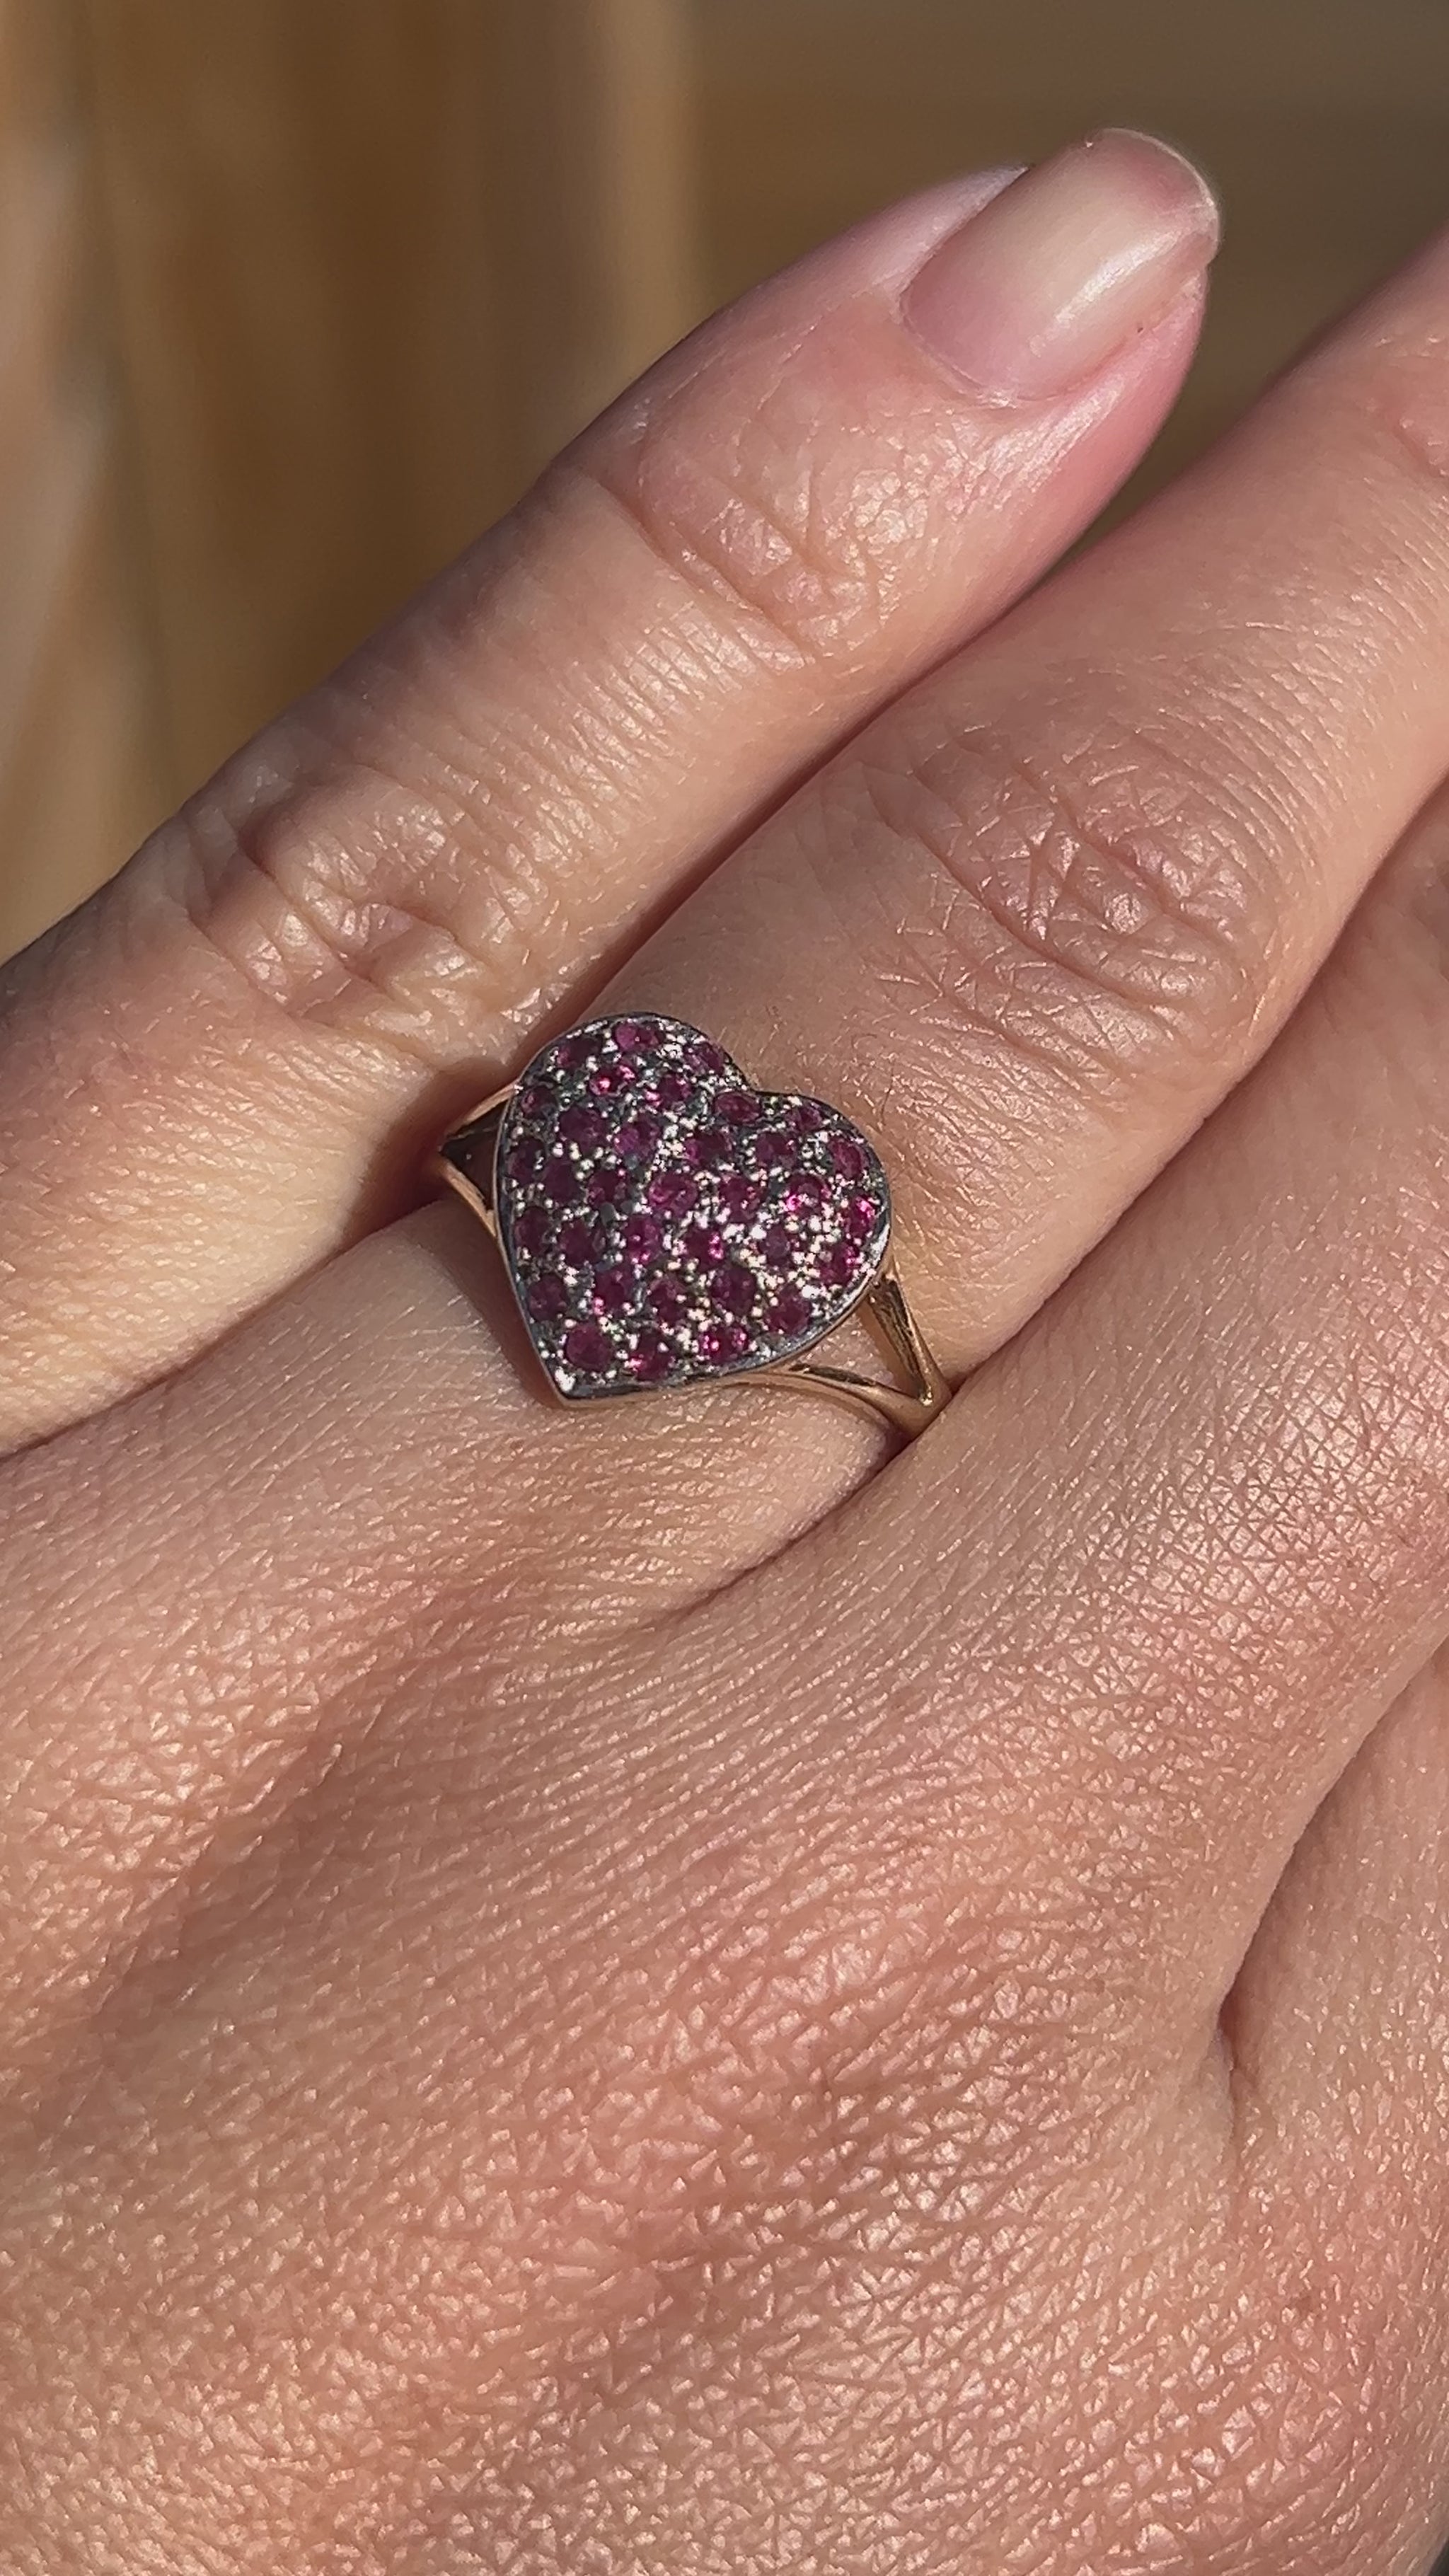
[[794, 1099, 827, 1131], [683, 1126, 728, 1169], [649, 1169, 697, 1218], [588, 1163, 630, 1208], [751, 1128, 793, 1169], [715, 1088, 754, 1127], [818, 1241, 856, 1290], [558, 1215, 601, 1267], [553, 1031, 596, 1073], [506, 1133, 545, 1183], [686, 1038, 730, 1078], [649, 1276, 688, 1325], [592, 1267, 632, 1316], [683, 1220, 722, 1264], [655, 1070, 691, 1110], [845, 1192, 882, 1245], [513, 1206, 550, 1258], [529, 1271, 567, 1322], [589, 1061, 636, 1097], [516, 1080, 559, 1127], [563, 1319, 613, 1375], [560, 1102, 605, 1151], [611, 1018, 653, 1053], [761, 1223, 792, 1266], [784, 1174, 824, 1216], [615, 1112, 660, 1160], [769, 1287, 814, 1340], [700, 1319, 750, 1366], [542, 1158, 581, 1207], [629, 1329, 674, 1382], [830, 1134, 867, 1182], [713, 1259, 756, 1317], [624, 1212, 662, 1261], [719, 1174, 761, 1223]]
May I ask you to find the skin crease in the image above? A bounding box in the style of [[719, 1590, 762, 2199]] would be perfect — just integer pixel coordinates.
[[4, 132, 1449, 2573]]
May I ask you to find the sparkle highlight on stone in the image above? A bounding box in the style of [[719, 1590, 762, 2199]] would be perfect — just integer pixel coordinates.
[[494, 1015, 890, 1400]]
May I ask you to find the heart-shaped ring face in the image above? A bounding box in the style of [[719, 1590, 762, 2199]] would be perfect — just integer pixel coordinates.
[[492, 1015, 891, 1402]]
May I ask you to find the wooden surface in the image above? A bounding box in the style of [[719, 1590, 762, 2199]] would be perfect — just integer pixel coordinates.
[[0, 0, 162, 957], [81, 0, 504, 802], [486, 0, 697, 468], [81, 0, 696, 804]]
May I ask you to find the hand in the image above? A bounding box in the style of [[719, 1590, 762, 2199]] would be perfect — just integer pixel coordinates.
[[1, 130, 1448, 2572]]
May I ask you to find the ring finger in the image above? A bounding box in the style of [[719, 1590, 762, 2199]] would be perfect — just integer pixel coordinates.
[[597, 209, 1449, 1409]]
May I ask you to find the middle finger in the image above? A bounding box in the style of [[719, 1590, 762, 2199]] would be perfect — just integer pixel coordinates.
[[604, 215, 1449, 1383]]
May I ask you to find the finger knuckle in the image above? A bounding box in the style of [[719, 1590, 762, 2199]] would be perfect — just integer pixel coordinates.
[[826, 709, 1280, 1101], [161, 754, 519, 1067], [584, 1888, 1098, 2268], [1330, 328, 1449, 513], [573, 358, 967, 672]]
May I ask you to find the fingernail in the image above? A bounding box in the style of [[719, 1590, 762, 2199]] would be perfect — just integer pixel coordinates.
[[903, 129, 1219, 403]]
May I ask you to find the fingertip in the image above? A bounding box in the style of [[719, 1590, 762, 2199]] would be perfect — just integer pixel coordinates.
[[903, 129, 1219, 405]]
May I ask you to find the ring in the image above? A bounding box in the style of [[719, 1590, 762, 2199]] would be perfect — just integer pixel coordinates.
[[431, 1014, 951, 1438]]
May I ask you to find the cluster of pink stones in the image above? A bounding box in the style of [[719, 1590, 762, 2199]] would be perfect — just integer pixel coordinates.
[[494, 1015, 890, 1399]]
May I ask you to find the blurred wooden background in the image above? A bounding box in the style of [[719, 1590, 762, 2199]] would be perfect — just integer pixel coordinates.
[[5, 0, 1449, 961]]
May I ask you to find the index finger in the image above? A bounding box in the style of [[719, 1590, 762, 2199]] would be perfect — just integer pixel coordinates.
[[0, 134, 1214, 1448]]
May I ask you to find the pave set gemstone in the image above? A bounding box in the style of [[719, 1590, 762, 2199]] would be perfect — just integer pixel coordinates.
[[493, 1015, 891, 1401]]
